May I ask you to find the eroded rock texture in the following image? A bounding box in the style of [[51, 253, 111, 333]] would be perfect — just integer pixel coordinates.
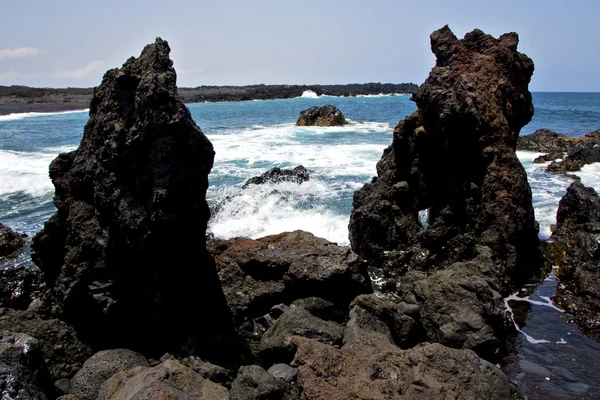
[[30, 38, 230, 355], [349, 26, 541, 359], [550, 182, 600, 340]]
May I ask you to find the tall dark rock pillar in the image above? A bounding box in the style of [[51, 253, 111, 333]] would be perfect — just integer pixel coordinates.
[[32, 38, 231, 358]]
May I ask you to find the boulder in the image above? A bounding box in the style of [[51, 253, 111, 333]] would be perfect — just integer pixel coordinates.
[[30, 38, 231, 356], [70, 349, 149, 400], [295, 105, 348, 126], [549, 182, 600, 340], [230, 365, 298, 400], [348, 26, 541, 359], [532, 151, 564, 163], [0, 331, 52, 400], [208, 230, 371, 322], [97, 359, 229, 400], [259, 306, 343, 363], [0, 308, 92, 381], [242, 166, 309, 188], [0, 223, 27, 260]]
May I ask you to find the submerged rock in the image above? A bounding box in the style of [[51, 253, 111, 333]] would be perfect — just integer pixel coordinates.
[[242, 165, 309, 188], [348, 26, 541, 359], [550, 182, 600, 340], [30, 38, 231, 356], [296, 105, 348, 126]]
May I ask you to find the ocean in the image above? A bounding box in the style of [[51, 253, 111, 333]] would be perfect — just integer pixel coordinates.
[[1, 91, 600, 398]]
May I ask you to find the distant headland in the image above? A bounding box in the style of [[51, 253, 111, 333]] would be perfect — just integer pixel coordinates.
[[0, 82, 418, 115]]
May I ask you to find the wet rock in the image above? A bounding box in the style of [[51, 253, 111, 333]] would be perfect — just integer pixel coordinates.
[[519, 359, 551, 379], [550, 366, 577, 383], [0, 223, 27, 260], [230, 365, 298, 400], [0, 266, 42, 309], [296, 104, 348, 127], [97, 359, 229, 400], [30, 38, 231, 356], [533, 151, 564, 163], [0, 331, 52, 400], [70, 349, 149, 400], [348, 26, 541, 359], [546, 142, 600, 173], [0, 308, 92, 381], [291, 297, 345, 322], [242, 165, 309, 188], [267, 363, 298, 383], [550, 182, 600, 340], [259, 306, 343, 363]]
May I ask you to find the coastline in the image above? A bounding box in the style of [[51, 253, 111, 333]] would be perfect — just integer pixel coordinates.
[[0, 82, 418, 116]]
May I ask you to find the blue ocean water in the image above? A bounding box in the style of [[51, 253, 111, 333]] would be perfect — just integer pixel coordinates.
[[1, 92, 600, 397]]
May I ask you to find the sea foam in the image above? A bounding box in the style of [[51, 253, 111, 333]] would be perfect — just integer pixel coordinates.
[[0, 109, 89, 122]]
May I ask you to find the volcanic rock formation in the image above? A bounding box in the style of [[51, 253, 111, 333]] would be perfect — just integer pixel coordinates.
[[549, 182, 600, 340], [30, 38, 231, 356], [0, 223, 27, 260], [349, 26, 541, 359], [296, 105, 348, 126]]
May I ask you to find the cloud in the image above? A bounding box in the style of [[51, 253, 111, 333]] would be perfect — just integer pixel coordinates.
[[54, 60, 105, 79], [0, 47, 39, 60]]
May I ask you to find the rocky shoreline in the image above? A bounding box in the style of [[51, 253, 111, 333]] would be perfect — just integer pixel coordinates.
[[1, 29, 599, 400], [0, 82, 417, 116]]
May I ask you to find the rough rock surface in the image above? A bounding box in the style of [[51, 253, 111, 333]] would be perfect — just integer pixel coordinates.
[[0, 331, 52, 400], [242, 166, 309, 188], [295, 105, 348, 127], [549, 182, 600, 340], [0, 266, 42, 309], [97, 359, 229, 400], [290, 297, 510, 400], [208, 230, 371, 322], [0, 308, 92, 381], [259, 306, 343, 362], [0, 223, 27, 260], [230, 365, 298, 400], [70, 349, 149, 400], [30, 38, 231, 355], [348, 26, 540, 359]]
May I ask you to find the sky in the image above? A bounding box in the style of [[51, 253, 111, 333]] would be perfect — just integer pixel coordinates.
[[0, 0, 598, 92]]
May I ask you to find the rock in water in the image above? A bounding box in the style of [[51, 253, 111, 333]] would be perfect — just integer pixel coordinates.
[[296, 105, 348, 126], [349, 26, 539, 285], [242, 165, 309, 188], [31, 38, 230, 355], [550, 182, 600, 340], [348, 26, 541, 360], [0, 223, 27, 260]]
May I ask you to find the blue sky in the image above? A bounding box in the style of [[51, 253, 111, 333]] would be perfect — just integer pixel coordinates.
[[1, 0, 598, 91]]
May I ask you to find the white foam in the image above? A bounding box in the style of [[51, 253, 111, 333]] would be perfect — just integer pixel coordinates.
[[0, 149, 55, 198], [0, 109, 89, 122], [418, 208, 430, 229], [578, 163, 600, 192], [300, 90, 319, 98], [209, 180, 350, 245], [504, 297, 551, 344]]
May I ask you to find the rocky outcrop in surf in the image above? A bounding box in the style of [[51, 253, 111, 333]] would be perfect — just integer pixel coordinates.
[[242, 166, 309, 188], [296, 105, 348, 126], [518, 129, 600, 171], [549, 182, 600, 340], [0, 223, 27, 260], [30, 38, 231, 356], [349, 26, 540, 359]]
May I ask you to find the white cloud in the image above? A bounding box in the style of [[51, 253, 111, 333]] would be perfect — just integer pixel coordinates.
[[54, 60, 104, 79], [0, 47, 39, 60]]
